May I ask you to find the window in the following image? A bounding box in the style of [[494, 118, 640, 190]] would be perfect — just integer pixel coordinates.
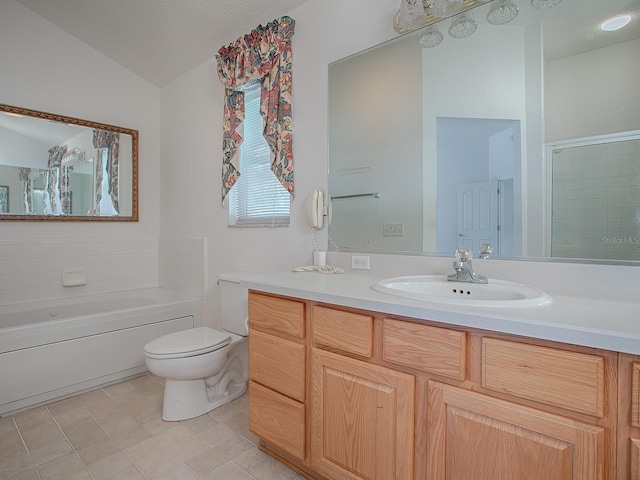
[[97, 149, 118, 216], [228, 85, 290, 226]]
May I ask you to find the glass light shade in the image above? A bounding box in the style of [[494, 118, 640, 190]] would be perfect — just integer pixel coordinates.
[[486, 0, 519, 25], [429, 0, 464, 17], [448, 12, 477, 39], [418, 25, 444, 47], [530, 0, 562, 10], [397, 0, 428, 29]]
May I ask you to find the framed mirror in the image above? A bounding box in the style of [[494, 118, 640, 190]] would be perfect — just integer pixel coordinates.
[[328, 0, 640, 263], [0, 103, 138, 221]]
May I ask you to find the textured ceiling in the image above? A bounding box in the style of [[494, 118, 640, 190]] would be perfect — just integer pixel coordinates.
[[15, 0, 310, 87]]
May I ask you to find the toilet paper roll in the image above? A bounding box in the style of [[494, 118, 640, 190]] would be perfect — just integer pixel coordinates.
[[313, 250, 327, 267], [244, 316, 249, 333]]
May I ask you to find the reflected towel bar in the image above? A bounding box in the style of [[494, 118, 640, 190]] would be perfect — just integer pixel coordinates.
[[331, 193, 381, 200]]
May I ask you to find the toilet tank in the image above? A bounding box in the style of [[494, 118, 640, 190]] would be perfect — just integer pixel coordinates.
[[218, 272, 249, 336]]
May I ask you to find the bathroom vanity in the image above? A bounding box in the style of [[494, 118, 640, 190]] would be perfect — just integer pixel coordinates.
[[243, 271, 640, 480]]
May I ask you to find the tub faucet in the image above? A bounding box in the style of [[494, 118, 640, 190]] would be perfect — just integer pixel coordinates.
[[447, 247, 488, 284]]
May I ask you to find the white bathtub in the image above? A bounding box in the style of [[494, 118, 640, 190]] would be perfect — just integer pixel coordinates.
[[0, 288, 201, 416]]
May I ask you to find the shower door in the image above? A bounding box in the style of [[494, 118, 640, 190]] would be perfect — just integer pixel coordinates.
[[547, 132, 640, 261]]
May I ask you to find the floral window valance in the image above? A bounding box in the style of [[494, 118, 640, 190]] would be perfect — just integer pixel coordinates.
[[48, 145, 67, 169], [47, 145, 68, 214], [216, 16, 295, 203]]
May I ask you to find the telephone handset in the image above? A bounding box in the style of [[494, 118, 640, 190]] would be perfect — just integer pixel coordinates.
[[294, 189, 343, 273], [306, 189, 324, 229]]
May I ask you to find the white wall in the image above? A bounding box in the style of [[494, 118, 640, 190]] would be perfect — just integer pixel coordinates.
[[0, 1, 160, 237], [0, 1, 161, 302], [0, 126, 49, 168], [159, 0, 399, 326], [545, 39, 640, 141]]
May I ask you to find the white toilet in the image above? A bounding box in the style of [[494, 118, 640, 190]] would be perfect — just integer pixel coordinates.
[[144, 273, 249, 421]]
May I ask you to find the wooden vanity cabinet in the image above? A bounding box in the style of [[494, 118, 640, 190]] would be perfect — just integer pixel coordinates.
[[248, 293, 622, 480], [618, 354, 640, 480]]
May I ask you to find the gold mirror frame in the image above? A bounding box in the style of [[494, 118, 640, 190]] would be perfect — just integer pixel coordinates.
[[0, 103, 138, 222]]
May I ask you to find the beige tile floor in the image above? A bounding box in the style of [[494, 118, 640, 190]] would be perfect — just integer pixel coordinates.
[[0, 374, 303, 480]]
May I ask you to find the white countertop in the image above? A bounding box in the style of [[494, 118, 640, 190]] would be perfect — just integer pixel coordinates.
[[242, 271, 640, 355]]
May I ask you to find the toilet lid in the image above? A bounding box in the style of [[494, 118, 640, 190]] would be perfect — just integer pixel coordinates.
[[144, 327, 231, 359]]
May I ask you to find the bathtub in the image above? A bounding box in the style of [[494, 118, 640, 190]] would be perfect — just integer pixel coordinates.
[[0, 288, 201, 416]]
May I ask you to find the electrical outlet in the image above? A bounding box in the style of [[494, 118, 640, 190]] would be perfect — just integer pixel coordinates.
[[383, 223, 404, 236], [351, 255, 370, 270]]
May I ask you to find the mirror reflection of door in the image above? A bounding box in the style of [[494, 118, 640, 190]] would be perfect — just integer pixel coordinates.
[[436, 117, 521, 257], [457, 180, 499, 252]]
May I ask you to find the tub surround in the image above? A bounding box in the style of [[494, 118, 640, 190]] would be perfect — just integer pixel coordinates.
[[241, 269, 640, 355], [0, 288, 201, 416]]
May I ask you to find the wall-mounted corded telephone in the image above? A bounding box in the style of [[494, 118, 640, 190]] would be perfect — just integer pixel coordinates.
[[306, 189, 324, 229], [295, 189, 343, 274]]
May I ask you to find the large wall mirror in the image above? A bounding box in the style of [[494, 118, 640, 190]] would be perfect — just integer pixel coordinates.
[[0, 104, 138, 221], [328, 0, 640, 263]]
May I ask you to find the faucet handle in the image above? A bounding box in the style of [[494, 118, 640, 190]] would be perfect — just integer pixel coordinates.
[[479, 243, 493, 258], [455, 246, 472, 262]]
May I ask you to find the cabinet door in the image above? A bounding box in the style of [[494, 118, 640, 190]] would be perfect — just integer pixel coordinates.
[[310, 348, 415, 480], [427, 381, 605, 480]]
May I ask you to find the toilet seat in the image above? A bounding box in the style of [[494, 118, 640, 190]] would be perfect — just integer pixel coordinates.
[[144, 327, 231, 359]]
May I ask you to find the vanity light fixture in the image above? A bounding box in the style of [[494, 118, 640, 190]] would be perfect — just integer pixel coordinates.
[[397, 0, 428, 30], [530, 0, 562, 10], [448, 12, 477, 39], [600, 14, 631, 32], [419, 24, 445, 47], [486, 0, 519, 25], [428, 0, 464, 17]]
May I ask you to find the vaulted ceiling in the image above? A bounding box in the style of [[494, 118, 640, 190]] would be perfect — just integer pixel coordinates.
[[15, 0, 310, 87]]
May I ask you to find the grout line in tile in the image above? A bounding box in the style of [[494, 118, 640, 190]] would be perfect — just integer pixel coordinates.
[[12, 415, 30, 455], [43, 404, 98, 480], [231, 460, 258, 480]]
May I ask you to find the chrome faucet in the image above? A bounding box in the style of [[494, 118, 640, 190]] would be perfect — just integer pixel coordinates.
[[447, 247, 488, 284]]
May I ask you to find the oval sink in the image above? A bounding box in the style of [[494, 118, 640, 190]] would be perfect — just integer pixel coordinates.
[[372, 275, 552, 308]]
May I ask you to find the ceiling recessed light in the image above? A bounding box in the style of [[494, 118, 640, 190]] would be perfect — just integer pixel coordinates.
[[601, 14, 631, 32]]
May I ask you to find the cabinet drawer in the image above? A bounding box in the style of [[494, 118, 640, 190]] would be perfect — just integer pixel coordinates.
[[633, 363, 640, 428], [383, 319, 467, 381], [249, 330, 305, 401], [249, 381, 305, 461], [482, 338, 605, 417], [312, 305, 373, 357], [248, 292, 305, 338]]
